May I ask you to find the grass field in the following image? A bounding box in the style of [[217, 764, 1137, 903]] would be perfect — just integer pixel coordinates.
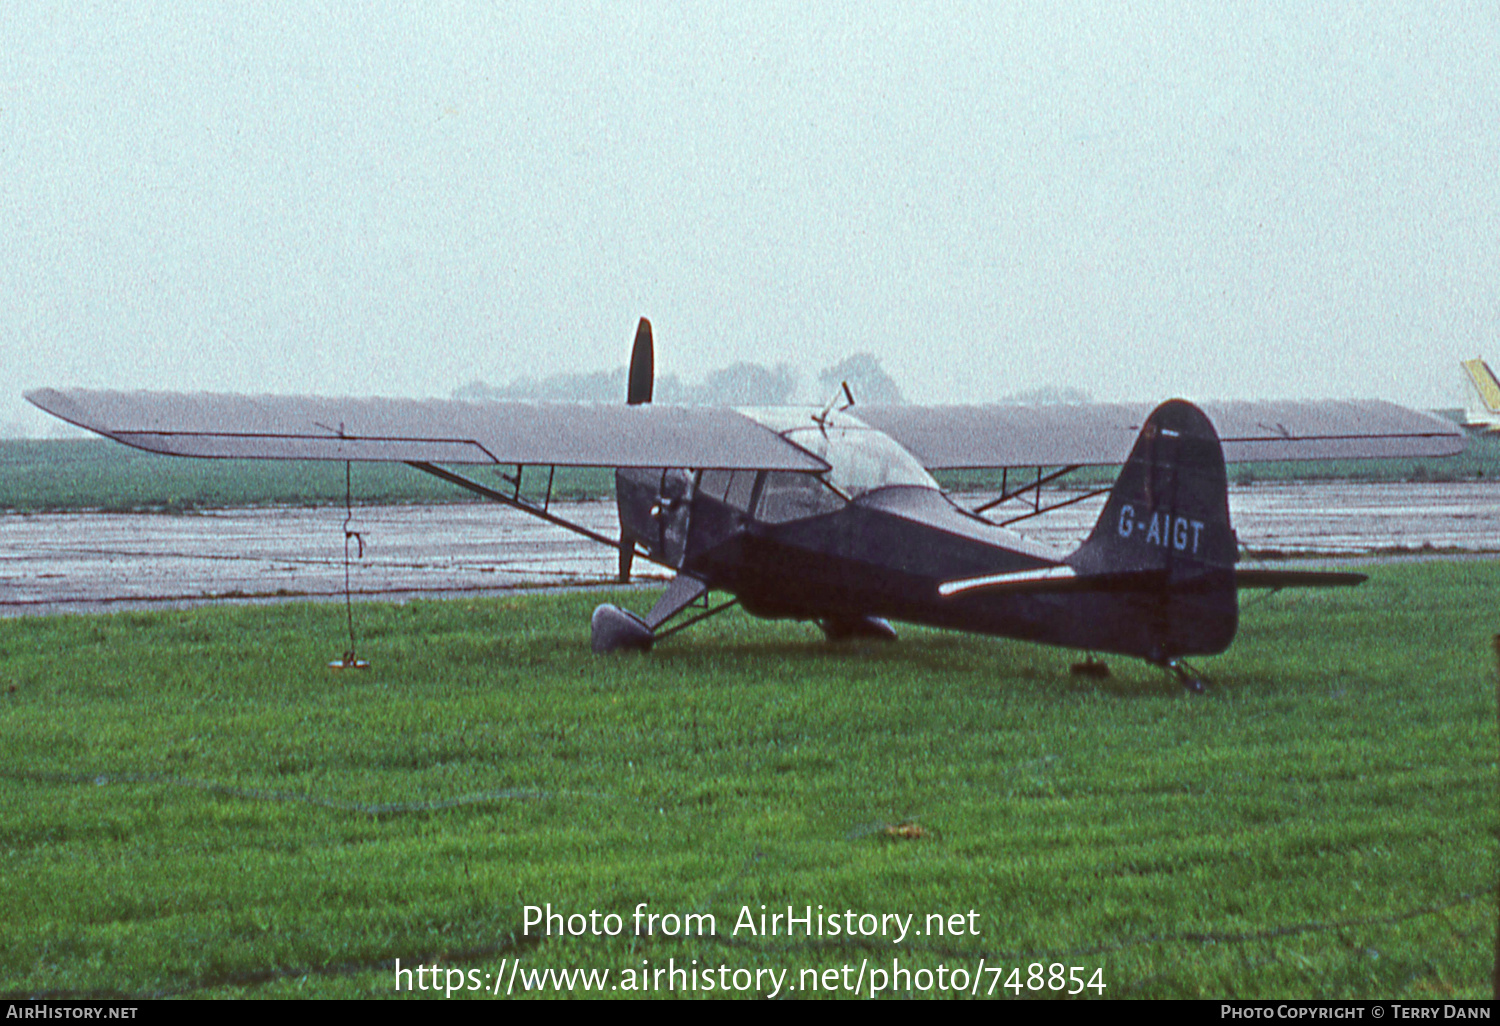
[[0, 562, 1494, 999], [0, 440, 615, 512], [4, 435, 1498, 512]]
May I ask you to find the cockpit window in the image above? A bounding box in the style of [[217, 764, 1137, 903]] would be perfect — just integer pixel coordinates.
[[755, 470, 845, 523], [698, 469, 758, 512], [780, 424, 938, 500], [731, 408, 939, 522]]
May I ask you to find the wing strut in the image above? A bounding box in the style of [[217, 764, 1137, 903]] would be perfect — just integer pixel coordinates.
[[976, 465, 1081, 514], [965, 464, 1110, 526], [404, 461, 672, 571]]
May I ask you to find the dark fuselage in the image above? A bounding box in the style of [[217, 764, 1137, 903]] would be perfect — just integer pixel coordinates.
[[617, 467, 1237, 661]]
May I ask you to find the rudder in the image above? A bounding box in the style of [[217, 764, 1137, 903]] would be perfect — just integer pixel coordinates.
[[1067, 399, 1238, 660]]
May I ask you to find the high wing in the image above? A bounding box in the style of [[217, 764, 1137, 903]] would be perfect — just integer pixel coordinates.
[[857, 400, 1465, 467], [24, 388, 829, 471], [26, 389, 1462, 471]]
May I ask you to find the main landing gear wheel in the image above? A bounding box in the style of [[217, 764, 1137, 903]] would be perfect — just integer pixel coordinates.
[[1070, 655, 1111, 678], [590, 604, 654, 653]]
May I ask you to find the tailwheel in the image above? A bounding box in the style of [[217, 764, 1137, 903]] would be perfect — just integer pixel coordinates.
[[1164, 658, 1208, 694]]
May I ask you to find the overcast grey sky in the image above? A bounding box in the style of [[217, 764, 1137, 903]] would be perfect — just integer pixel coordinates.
[[3, 2, 1497, 433]]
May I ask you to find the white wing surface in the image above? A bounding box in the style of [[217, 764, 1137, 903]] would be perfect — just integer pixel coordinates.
[[27, 389, 1463, 471], [856, 400, 1465, 467], [25, 389, 830, 471]]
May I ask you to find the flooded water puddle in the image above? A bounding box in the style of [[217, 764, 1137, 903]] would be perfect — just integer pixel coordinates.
[[0, 502, 652, 615], [965, 481, 1500, 555], [1, 482, 1496, 615]]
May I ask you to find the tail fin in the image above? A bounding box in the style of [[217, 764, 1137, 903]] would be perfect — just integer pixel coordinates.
[[1067, 400, 1238, 660], [1072, 399, 1235, 575], [1461, 358, 1500, 431]]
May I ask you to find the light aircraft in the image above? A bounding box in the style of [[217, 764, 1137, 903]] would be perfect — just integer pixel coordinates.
[[26, 320, 1465, 689], [1459, 358, 1500, 433]]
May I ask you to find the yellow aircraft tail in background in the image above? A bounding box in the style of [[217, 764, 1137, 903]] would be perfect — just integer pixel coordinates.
[[1460, 358, 1500, 432]]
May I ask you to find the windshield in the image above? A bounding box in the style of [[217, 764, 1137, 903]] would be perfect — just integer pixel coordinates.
[[742, 409, 939, 501], [781, 425, 937, 499]]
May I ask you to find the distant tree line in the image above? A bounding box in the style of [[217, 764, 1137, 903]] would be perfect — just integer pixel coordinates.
[[451, 351, 1097, 407], [454, 352, 905, 406], [997, 385, 1092, 403]]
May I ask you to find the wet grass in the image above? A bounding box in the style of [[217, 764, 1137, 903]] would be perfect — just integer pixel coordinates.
[[0, 440, 614, 512], [4, 436, 1497, 513], [0, 562, 1493, 999]]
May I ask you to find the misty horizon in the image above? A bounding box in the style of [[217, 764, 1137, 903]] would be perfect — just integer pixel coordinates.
[[5, 5, 1496, 437]]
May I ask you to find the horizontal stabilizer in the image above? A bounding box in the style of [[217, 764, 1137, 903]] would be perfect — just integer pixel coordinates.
[[941, 565, 1369, 598], [1235, 569, 1367, 589]]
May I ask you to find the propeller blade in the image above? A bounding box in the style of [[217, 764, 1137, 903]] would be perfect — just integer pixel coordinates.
[[627, 317, 654, 405]]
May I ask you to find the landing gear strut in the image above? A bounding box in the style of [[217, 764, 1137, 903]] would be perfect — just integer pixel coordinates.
[[591, 575, 739, 653]]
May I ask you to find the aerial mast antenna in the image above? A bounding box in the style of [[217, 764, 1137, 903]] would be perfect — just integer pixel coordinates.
[[330, 460, 369, 670], [812, 381, 856, 434]]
